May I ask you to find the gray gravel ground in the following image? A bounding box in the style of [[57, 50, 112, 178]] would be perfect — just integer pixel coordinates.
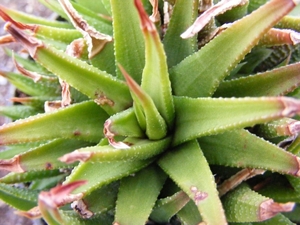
[[0, 1, 54, 224]]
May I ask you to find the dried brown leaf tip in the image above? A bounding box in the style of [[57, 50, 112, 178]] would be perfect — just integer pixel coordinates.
[[4, 22, 43, 58], [281, 97, 300, 117], [259, 200, 295, 221], [0, 6, 36, 31], [295, 157, 300, 177], [39, 180, 87, 208], [181, 0, 248, 39], [58, 0, 112, 59], [38, 181, 86, 223], [59, 150, 92, 164], [260, 28, 300, 46], [104, 119, 130, 149], [13, 56, 42, 82], [0, 155, 24, 172]]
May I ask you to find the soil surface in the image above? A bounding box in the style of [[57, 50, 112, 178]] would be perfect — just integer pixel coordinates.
[[0, 1, 53, 224]]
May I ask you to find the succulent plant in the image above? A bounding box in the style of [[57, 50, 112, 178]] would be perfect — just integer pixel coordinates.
[[1, 0, 300, 224]]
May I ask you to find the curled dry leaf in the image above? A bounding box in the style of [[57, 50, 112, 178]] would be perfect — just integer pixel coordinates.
[[104, 119, 131, 149], [149, 0, 160, 23], [58, 0, 112, 58], [13, 56, 43, 82], [4, 22, 43, 58], [181, 0, 248, 39]]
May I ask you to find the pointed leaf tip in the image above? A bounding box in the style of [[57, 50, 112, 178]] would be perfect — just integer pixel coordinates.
[[134, 0, 156, 32]]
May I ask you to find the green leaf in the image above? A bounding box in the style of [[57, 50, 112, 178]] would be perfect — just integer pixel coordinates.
[[90, 42, 116, 76], [163, 0, 198, 68], [158, 140, 227, 225], [115, 165, 167, 225], [0, 139, 90, 172], [257, 175, 300, 203], [150, 191, 190, 223], [111, 0, 145, 83], [286, 135, 300, 155], [75, 0, 110, 15], [254, 214, 297, 225], [170, 0, 297, 97], [276, 15, 300, 32], [35, 26, 82, 49], [199, 129, 300, 176], [283, 203, 300, 223], [0, 169, 62, 184], [0, 5, 72, 28], [0, 183, 38, 211], [0, 71, 60, 97], [135, 0, 175, 128], [67, 0, 113, 35], [120, 65, 167, 140], [255, 118, 299, 140], [105, 107, 145, 138], [5, 50, 50, 74], [0, 101, 108, 145], [216, 1, 249, 23], [0, 141, 46, 160], [214, 62, 300, 97], [82, 182, 119, 214], [64, 158, 153, 195], [237, 47, 273, 75], [176, 200, 202, 225], [173, 96, 300, 146], [0, 105, 42, 120], [59, 211, 114, 225]]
